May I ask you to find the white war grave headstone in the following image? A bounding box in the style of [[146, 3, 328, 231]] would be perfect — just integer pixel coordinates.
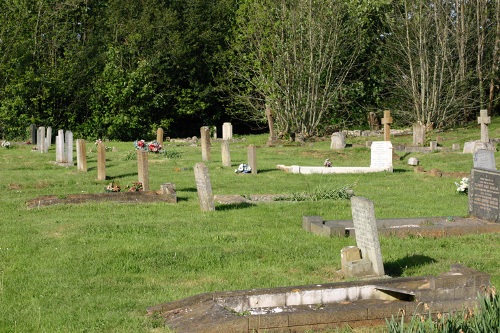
[[473, 149, 496, 170], [65, 130, 74, 166], [222, 122, 233, 140], [37, 126, 46, 153], [56, 129, 66, 163], [350, 196, 385, 276], [194, 162, 215, 211]]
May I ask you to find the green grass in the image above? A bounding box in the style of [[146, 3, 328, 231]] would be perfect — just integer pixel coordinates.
[[0, 121, 499, 332]]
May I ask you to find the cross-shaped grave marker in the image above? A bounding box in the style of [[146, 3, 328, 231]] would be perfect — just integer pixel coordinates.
[[478, 109, 491, 143], [381, 110, 393, 141]]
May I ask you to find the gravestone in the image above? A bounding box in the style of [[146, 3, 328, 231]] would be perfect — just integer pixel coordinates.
[[37, 127, 46, 153], [247, 144, 257, 174], [478, 109, 491, 143], [76, 139, 87, 172], [97, 142, 106, 181], [473, 149, 496, 170], [45, 127, 52, 152], [65, 131, 74, 166], [370, 141, 393, 171], [350, 196, 385, 276], [330, 132, 346, 150], [156, 128, 164, 146], [381, 110, 393, 141], [56, 130, 66, 163], [200, 126, 211, 161], [430, 141, 438, 151], [30, 124, 37, 144], [221, 140, 231, 167], [408, 157, 419, 166], [222, 122, 233, 140], [137, 150, 150, 191], [413, 123, 425, 146], [194, 162, 215, 211], [469, 168, 500, 223]]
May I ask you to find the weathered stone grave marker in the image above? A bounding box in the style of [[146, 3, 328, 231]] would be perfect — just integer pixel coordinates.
[[222, 122, 233, 140], [413, 123, 425, 146], [37, 127, 46, 153], [97, 142, 106, 181], [430, 141, 438, 151], [56, 130, 66, 163], [381, 110, 393, 141], [200, 126, 211, 161], [469, 168, 500, 223], [330, 132, 346, 150], [349, 196, 385, 276], [194, 162, 215, 211], [221, 140, 231, 167], [65, 130, 74, 166], [473, 149, 496, 170], [156, 127, 164, 146], [137, 150, 150, 191], [478, 109, 491, 143], [368, 111, 380, 130], [45, 127, 52, 152], [30, 124, 37, 144], [247, 144, 257, 174], [76, 139, 87, 172]]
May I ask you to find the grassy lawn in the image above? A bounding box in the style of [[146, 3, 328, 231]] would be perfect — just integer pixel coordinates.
[[1, 122, 499, 332]]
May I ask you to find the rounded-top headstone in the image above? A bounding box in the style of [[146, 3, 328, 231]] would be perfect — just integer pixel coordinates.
[[407, 157, 419, 166]]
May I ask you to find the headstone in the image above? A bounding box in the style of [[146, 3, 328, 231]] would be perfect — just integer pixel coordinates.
[[76, 139, 87, 172], [413, 123, 425, 146], [478, 109, 491, 143], [247, 144, 257, 174], [473, 149, 496, 170], [463, 141, 476, 154], [221, 140, 231, 167], [350, 196, 385, 276], [430, 141, 438, 151], [37, 127, 46, 153], [137, 150, 150, 191], [194, 162, 215, 211], [45, 127, 52, 152], [200, 126, 211, 161], [160, 183, 176, 196], [469, 168, 500, 223], [65, 131, 73, 166], [381, 110, 393, 141], [56, 130, 66, 163], [370, 141, 393, 171], [368, 112, 380, 131], [30, 124, 37, 144], [330, 132, 346, 150], [97, 142, 106, 181], [222, 122, 233, 140], [156, 128, 164, 146], [408, 157, 419, 166], [265, 107, 277, 145]]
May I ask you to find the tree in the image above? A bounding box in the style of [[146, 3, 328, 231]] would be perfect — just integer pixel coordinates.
[[227, 0, 359, 138]]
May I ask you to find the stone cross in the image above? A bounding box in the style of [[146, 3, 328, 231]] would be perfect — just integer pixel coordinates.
[[194, 162, 215, 211], [76, 139, 87, 172], [478, 109, 491, 143], [381, 110, 393, 141], [137, 150, 150, 191], [156, 128, 164, 146], [221, 140, 231, 167], [97, 142, 106, 181], [200, 126, 211, 161], [247, 144, 257, 174]]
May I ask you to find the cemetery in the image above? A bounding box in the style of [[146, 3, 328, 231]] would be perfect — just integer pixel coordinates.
[[0, 118, 499, 332]]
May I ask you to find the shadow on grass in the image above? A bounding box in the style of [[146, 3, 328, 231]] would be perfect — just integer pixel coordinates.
[[384, 254, 437, 277], [216, 202, 256, 211], [179, 187, 198, 193], [393, 168, 410, 173], [108, 173, 140, 180]]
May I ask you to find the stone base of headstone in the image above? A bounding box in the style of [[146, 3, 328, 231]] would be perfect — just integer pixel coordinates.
[[463, 140, 496, 153]]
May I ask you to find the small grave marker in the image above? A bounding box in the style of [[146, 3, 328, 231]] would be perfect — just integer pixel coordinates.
[[469, 168, 500, 223], [330, 132, 346, 150], [76, 139, 87, 172], [194, 162, 215, 211], [473, 149, 496, 170], [222, 122, 233, 140], [350, 196, 385, 276], [97, 142, 106, 181], [37, 127, 46, 153], [156, 128, 164, 146], [137, 150, 150, 191], [247, 144, 257, 174], [200, 126, 211, 161], [221, 140, 231, 167], [381, 110, 393, 141]]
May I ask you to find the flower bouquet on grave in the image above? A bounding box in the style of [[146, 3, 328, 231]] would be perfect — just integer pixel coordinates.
[[105, 182, 121, 192], [454, 177, 469, 195], [147, 140, 162, 153], [134, 139, 147, 151], [126, 182, 143, 192]]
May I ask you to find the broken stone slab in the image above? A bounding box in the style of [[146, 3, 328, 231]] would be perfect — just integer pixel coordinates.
[[26, 191, 177, 209], [279, 166, 391, 174]]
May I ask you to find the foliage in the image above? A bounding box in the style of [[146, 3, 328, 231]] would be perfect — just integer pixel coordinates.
[[275, 183, 355, 202]]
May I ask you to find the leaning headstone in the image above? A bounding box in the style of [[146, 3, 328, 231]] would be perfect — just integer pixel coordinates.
[[200, 126, 211, 161], [330, 132, 346, 150], [478, 109, 491, 143], [350, 196, 385, 276], [30, 124, 37, 144], [137, 150, 150, 191], [65, 131, 74, 166], [221, 140, 231, 167], [156, 128, 164, 146], [97, 142, 106, 181], [222, 122, 233, 140], [469, 168, 500, 223], [247, 144, 257, 174], [194, 162, 215, 211], [76, 139, 87, 172], [381, 110, 393, 141], [473, 149, 496, 170], [413, 123, 425, 146], [370, 141, 393, 171], [45, 127, 52, 152]]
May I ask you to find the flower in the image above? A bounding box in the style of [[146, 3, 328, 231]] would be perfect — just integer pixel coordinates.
[[1, 140, 11, 149], [95, 139, 102, 145], [134, 139, 162, 153], [126, 182, 143, 192], [454, 177, 469, 195], [105, 182, 121, 192]]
